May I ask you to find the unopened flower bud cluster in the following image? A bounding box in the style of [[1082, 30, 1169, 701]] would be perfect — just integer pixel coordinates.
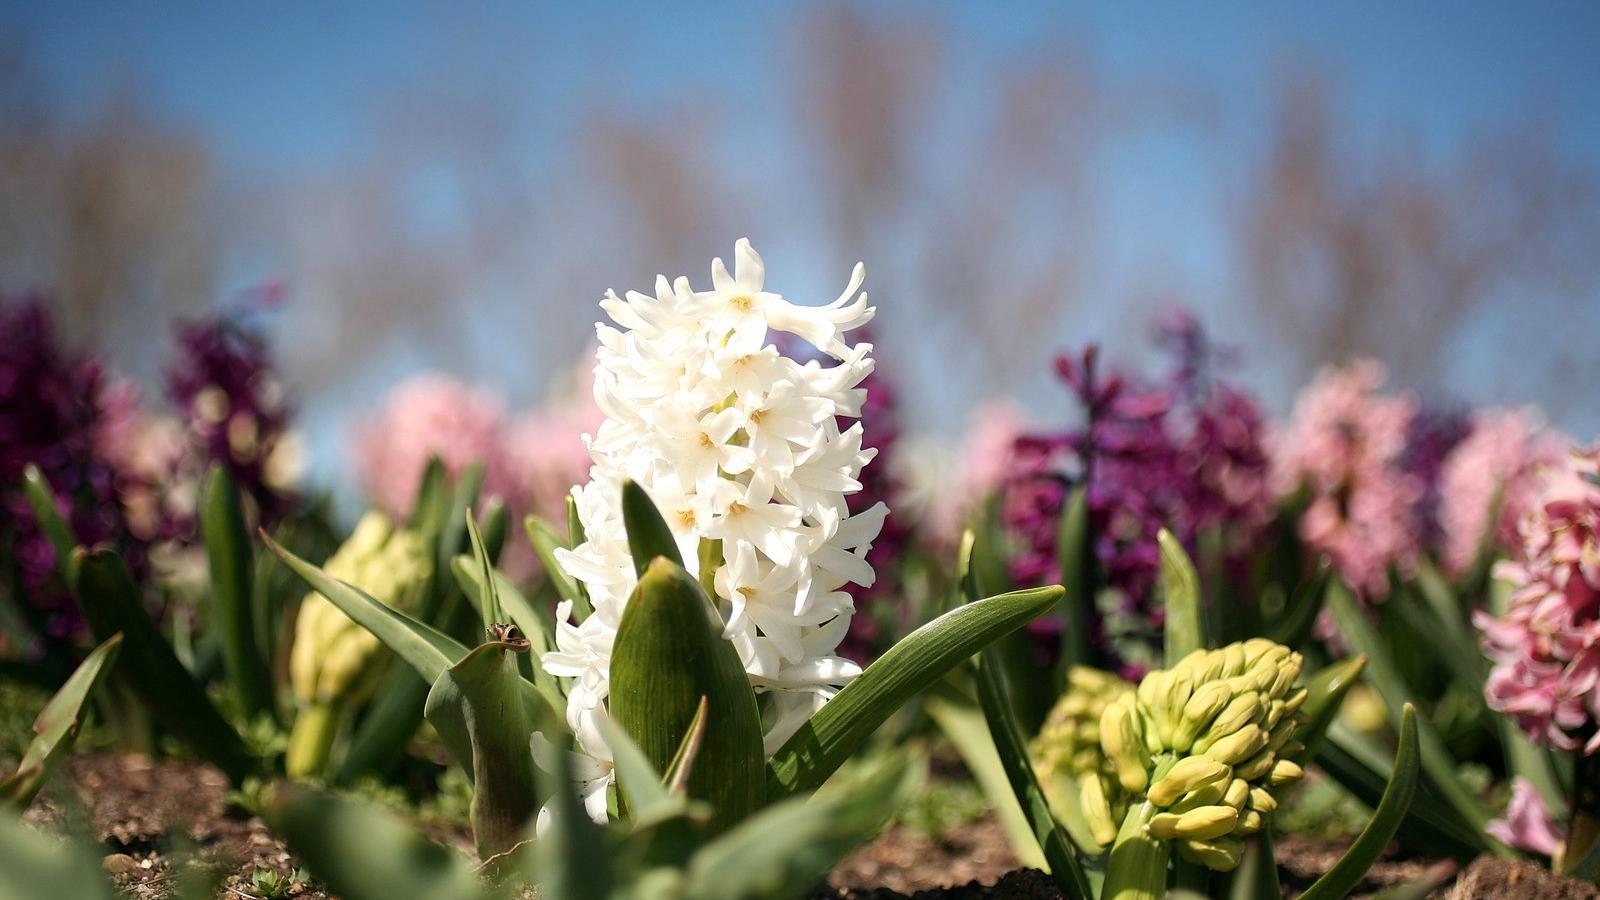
[[1092, 639, 1308, 871]]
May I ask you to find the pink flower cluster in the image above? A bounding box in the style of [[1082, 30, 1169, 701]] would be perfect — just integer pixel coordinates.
[[1438, 408, 1567, 577], [1474, 445, 1600, 755], [1271, 360, 1422, 599], [1485, 777, 1564, 857], [354, 371, 601, 530]]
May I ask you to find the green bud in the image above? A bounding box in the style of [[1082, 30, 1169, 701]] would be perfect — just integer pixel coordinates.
[[1233, 809, 1264, 836], [1203, 723, 1266, 765], [1148, 812, 1183, 840], [1148, 757, 1230, 807], [1170, 780, 1227, 814], [1178, 837, 1245, 872], [1233, 748, 1275, 782], [1173, 682, 1231, 751], [1247, 787, 1278, 814], [1172, 806, 1239, 841], [1223, 777, 1251, 810], [1268, 759, 1304, 787], [1101, 699, 1149, 795], [1195, 694, 1262, 752], [1079, 774, 1118, 847]]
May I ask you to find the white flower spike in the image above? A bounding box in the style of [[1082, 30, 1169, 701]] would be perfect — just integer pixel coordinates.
[[542, 239, 886, 820]]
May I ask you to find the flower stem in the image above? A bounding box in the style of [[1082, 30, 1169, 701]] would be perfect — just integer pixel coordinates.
[[1102, 800, 1170, 900], [286, 702, 340, 779]]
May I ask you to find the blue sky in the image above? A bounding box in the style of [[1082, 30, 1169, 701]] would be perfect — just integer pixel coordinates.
[[6, 1, 1600, 490]]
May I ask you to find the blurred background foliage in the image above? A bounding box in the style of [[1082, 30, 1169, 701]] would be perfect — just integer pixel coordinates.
[[1, 2, 1598, 498]]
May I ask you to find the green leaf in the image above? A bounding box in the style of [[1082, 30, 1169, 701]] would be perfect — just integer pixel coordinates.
[[1102, 801, 1170, 900], [610, 558, 764, 832], [1159, 528, 1205, 666], [684, 752, 925, 900], [449, 555, 562, 706], [596, 712, 674, 820], [1569, 826, 1600, 883], [477, 497, 508, 564], [967, 513, 1051, 734], [0, 814, 115, 900], [923, 695, 1046, 869], [463, 511, 501, 627], [74, 549, 254, 783], [0, 634, 122, 809], [1316, 723, 1484, 859], [20, 464, 78, 586], [1056, 485, 1096, 671], [1226, 832, 1280, 900], [524, 513, 592, 621], [264, 783, 480, 900], [200, 465, 275, 722], [662, 695, 710, 797], [767, 583, 1062, 799], [408, 456, 450, 533], [1266, 562, 1329, 648], [621, 479, 684, 576], [975, 647, 1093, 899], [423, 637, 543, 859], [264, 531, 468, 685], [1292, 654, 1368, 758], [1324, 580, 1500, 846], [1298, 704, 1422, 900]]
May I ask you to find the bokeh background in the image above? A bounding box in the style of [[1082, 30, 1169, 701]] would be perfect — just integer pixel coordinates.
[[4, 1, 1599, 498]]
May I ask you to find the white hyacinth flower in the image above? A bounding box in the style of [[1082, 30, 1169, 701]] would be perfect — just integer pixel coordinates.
[[540, 238, 885, 820]]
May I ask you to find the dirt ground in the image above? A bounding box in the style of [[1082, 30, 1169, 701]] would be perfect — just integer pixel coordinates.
[[18, 753, 1600, 899]]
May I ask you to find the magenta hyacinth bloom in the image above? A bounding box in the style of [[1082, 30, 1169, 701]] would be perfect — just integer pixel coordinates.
[[166, 311, 296, 524], [1002, 314, 1272, 674], [1271, 360, 1422, 600], [1474, 445, 1600, 755], [1438, 408, 1568, 577], [0, 299, 141, 641]]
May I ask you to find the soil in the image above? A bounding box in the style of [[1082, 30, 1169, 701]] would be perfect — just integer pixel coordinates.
[[18, 753, 1600, 899]]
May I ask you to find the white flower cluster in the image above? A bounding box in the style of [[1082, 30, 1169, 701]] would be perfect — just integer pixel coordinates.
[[540, 238, 886, 818]]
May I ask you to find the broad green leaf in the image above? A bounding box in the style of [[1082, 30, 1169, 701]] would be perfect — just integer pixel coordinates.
[[1159, 528, 1205, 666], [767, 583, 1062, 799], [1569, 826, 1600, 882], [1299, 704, 1422, 900], [924, 695, 1046, 868], [610, 559, 764, 832], [0, 814, 115, 900], [595, 712, 674, 820], [20, 464, 77, 586], [423, 637, 543, 859], [683, 752, 924, 900], [264, 532, 468, 685], [200, 465, 275, 722], [1292, 654, 1368, 757], [567, 493, 586, 545], [1055, 485, 1096, 671], [975, 647, 1093, 899], [0, 634, 122, 809], [74, 549, 254, 783], [529, 729, 613, 900], [524, 514, 591, 620], [621, 479, 684, 576], [1324, 579, 1501, 846], [264, 783, 480, 900]]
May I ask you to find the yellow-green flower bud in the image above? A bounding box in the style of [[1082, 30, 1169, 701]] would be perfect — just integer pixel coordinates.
[[1079, 774, 1118, 847], [1147, 757, 1230, 807], [1178, 837, 1245, 872], [1095, 639, 1310, 872], [1171, 806, 1239, 841], [286, 511, 432, 777]]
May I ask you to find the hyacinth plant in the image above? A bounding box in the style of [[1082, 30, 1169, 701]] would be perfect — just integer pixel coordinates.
[[263, 240, 1062, 888], [957, 521, 1422, 900]]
